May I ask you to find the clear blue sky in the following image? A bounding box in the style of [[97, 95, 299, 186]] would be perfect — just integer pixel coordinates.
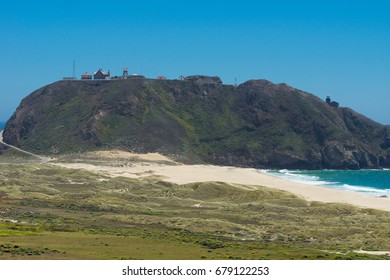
[[1, 0, 389, 124]]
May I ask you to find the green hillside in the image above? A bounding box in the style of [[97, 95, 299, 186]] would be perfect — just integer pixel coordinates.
[[3, 77, 390, 169]]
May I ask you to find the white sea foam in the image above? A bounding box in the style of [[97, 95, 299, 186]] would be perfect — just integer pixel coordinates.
[[264, 169, 390, 198], [340, 184, 390, 197], [267, 169, 336, 186]]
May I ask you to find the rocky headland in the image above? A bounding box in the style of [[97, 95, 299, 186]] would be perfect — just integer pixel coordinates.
[[3, 76, 390, 169]]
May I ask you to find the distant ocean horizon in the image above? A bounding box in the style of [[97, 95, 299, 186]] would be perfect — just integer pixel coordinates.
[[265, 169, 390, 198]]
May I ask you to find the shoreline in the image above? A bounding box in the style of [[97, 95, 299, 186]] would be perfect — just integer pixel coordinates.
[[265, 169, 390, 199], [52, 151, 390, 212]]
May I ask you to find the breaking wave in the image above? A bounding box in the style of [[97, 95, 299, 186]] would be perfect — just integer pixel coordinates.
[[264, 169, 390, 198]]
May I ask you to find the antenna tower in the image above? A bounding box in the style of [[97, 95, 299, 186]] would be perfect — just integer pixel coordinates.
[[72, 59, 76, 79]]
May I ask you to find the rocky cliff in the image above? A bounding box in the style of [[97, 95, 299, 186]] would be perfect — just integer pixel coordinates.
[[3, 77, 390, 169]]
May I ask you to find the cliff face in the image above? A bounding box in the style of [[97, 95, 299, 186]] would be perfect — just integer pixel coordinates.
[[3, 78, 390, 169]]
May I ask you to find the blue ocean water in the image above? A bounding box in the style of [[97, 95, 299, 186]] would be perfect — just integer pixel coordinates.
[[266, 169, 390, 197], [0, 121, 5, 129]]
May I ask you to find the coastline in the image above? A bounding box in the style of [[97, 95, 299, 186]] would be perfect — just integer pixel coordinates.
[[52, 151, 390, 212]]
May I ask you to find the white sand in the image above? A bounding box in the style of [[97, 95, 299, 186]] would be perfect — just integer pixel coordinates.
[[85, 150, 176, 163], [53, 152, 390, 212]]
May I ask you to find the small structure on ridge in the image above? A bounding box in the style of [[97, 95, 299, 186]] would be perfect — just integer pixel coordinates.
[[94, 69, 110, 80], [81, 72, 92, 80], [325, 95, 339, 108], [122, 67, 128, 77]]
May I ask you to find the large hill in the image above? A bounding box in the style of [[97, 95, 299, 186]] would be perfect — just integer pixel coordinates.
[[3, 76, 390, 169]]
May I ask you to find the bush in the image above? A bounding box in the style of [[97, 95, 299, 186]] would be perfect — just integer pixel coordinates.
[[199, 239, 225, 249]]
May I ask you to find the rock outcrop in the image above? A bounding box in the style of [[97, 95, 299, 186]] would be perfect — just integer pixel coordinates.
[[3, 77, 390, 169]]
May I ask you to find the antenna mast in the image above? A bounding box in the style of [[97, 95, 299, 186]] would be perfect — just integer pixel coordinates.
[[73, 59, 76, 79]]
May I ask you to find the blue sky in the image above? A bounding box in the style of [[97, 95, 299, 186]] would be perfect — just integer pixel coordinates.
[[1, 0, 389, 124]]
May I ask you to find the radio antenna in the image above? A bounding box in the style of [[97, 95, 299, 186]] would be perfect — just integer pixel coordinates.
[[72, 59, 76, 78]]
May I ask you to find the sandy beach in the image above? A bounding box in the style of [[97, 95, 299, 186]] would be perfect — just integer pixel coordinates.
[[51, 150, 390, 212]]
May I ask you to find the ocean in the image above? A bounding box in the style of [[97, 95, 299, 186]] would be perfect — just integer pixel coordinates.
[[266, 169, 390, 198], [0, 121, 5, 130]]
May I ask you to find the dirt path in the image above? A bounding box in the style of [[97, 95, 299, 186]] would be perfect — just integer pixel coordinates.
[[0, 130, 50, 163]]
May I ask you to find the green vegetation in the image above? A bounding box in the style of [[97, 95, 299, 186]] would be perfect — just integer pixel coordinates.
[[5, 78, 390, 169], [1, 161, 390, 259]]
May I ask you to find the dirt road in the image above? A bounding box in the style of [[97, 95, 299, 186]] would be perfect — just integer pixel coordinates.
[[0, 130, 50, 163]]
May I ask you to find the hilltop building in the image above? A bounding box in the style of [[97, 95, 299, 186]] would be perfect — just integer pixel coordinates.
[[122, 67, 128, 78], [94, 69, 110, 80], [325, 96, 339, 108], [81, 72, 92, 80]]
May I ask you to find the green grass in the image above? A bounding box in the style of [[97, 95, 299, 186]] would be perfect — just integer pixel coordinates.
[[6, 79, 389, 170], [0, 161, 390, 259]]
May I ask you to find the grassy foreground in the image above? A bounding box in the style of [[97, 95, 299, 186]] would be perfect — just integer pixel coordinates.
[[1, 159, 390, 259]]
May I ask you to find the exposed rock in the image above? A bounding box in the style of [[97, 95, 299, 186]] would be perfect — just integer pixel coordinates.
[[3, 78, 390, 169], [184, 75, 222, 85]]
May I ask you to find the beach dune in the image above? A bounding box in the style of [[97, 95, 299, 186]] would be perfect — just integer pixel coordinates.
[[53, 151, 390, 212]]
